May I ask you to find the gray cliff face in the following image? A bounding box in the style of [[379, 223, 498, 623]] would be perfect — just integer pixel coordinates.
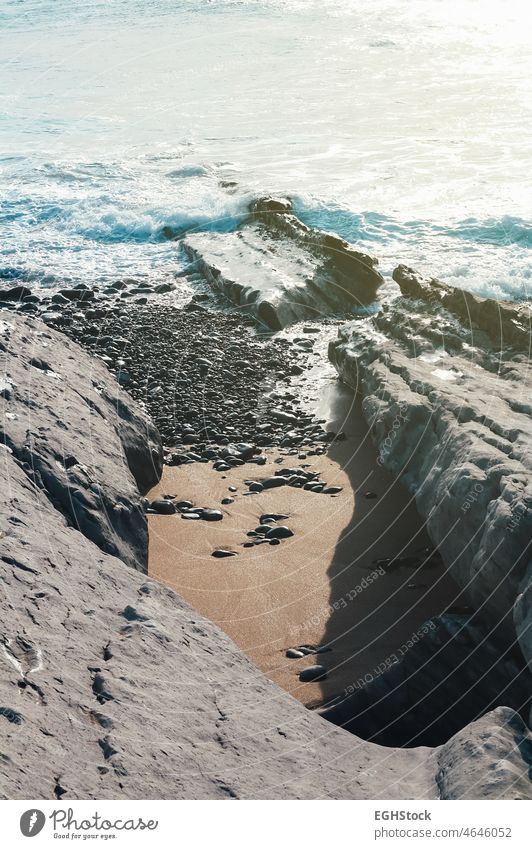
[[394, 264, 531, 354], [183, 197, 383, 329], [328, 268, 532, 706], [0, 314, 162, 572], [2, 312, 530, 799]]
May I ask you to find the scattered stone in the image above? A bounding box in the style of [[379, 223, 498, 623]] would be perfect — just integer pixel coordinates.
[[149, 499, 176, 515], [296, 645, 316, 655], [286, 648, 305, 659], [265, 526, 294, 540], [211, 549, 237, 558], [299, 665, 328, 682], [201, 509, 223, 522], [260, 513, 289, 523], [1, 285, 32, 301], [262, 477, 287, 490], [271, 409, 298, 424]]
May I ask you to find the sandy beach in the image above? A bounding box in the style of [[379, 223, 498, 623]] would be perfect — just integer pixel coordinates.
[[149, 377, 463, 709]]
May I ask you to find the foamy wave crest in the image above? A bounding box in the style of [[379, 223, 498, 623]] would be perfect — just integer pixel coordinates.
[[294, 198, 532, 303], [0, 155, 253, 288]]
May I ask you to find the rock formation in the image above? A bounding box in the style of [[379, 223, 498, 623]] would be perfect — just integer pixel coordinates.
[[183, 198, 383, 329], [2, 313, 530, 799], [327, 266, 532, 733], [0, 313, 162, 571]]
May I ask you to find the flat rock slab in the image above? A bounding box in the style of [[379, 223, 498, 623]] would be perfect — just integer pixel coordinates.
[[183, 199, 384, 329]]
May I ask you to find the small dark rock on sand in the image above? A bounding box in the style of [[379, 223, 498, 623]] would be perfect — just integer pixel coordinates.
[[150, 500, 176, 515], [265, 526, 294, 540], [201, 509, 224, 522], [299, 665, 328, 682], [286, 649, 305, 659]]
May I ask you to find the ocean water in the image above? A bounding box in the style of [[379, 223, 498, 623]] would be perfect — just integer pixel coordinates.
[[1, 0, 531, 300]]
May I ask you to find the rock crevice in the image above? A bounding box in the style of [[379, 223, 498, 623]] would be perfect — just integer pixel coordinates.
[[1, 313, 530, 798], [328, 267, 532, 737]]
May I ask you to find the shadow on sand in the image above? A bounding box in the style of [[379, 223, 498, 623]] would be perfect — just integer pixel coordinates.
[[312, 379, 531, 747]]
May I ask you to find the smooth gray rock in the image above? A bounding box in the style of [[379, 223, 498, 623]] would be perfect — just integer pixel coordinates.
[[0, 314, 162, 571], [328, 267, 532, 678]]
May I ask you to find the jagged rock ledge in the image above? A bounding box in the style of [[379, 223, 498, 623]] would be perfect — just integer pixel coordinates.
[[2, 313, 531, 799], [327, 266, 532, 738], [182, 197, 383, 329]]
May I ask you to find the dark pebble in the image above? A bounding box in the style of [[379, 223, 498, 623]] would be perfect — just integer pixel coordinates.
[[248, 482, 264, 493], [260, 513, 289, 523], [265, 526, 294, 540], [201, 509, 223, 522], [298, 665, 327, 682], [150, 499, 176, 515], [364, 491, 378, 499], [211, 549, 237, 558], [262, 477, 287, 489], [286, 648, 305, 659], [296, 645, 316, 655]]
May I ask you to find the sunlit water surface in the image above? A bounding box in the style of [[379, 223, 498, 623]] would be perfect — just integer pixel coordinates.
[[1, 0, 531, 299]]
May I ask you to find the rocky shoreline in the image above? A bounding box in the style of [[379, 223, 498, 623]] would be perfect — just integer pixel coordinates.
[[327, 264, 532, 739], [1, 199, 531, 799]]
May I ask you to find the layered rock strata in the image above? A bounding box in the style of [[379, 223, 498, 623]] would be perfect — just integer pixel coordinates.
[[328, 266, 532, 731], [183, 198, 383, 329], [2, 313, 530, 799]]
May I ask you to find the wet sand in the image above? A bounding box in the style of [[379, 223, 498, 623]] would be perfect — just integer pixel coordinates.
[[148, 377, 462, 709]]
